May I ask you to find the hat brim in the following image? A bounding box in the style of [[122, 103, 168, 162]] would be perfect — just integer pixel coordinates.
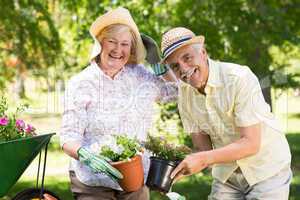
[[161, 36, 204, 64]]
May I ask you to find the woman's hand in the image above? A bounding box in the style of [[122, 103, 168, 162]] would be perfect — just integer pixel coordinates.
[[77, 147, 123, 182], [141, 33, 161, 64], [141, 33, 168, 76]]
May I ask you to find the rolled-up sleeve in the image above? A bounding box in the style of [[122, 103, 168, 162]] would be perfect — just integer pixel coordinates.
[[234, 68, 270, 127], [60, 78, 93, 147]]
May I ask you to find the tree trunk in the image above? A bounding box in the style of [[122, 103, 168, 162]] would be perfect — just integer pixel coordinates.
[[262, 86, 272, 111], [15, 67, 26, 99], [253, 47, 272, 110]]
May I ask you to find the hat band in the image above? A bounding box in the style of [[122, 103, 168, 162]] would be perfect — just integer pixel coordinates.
[[162, 36, 192, 57]]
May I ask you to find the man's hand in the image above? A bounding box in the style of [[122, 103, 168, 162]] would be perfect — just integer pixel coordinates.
[[77, 147, 123, 182], [141, 33, 168, 76], [170, 151, 211, 182]]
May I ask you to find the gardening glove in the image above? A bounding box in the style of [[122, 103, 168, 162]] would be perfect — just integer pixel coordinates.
[[166, 192, 186, 200], [141, 33, 168, 76], [77, 147, 123, 181]]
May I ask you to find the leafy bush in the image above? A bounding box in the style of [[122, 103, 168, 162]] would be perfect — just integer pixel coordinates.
[[145, 135, 192, 161]]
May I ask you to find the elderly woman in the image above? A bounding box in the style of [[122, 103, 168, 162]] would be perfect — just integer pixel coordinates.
[[60, 7, 176, 200]]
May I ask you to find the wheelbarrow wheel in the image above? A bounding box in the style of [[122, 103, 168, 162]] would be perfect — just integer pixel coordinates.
[[12, 188, 60, 200]]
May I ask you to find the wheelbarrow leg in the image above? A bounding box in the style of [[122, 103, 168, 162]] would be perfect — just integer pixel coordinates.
[[36, 151, 42, 189], [36, 140, 58, 200], [39, 141, 49, 199]]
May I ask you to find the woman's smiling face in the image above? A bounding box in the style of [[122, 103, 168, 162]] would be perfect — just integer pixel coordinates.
[[100, 30, 132, 72]]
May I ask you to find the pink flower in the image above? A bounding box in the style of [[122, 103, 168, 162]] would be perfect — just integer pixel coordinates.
[[0, 117, 9, 126], [16, 119, 25, 131], [25, 124, 35, 134]]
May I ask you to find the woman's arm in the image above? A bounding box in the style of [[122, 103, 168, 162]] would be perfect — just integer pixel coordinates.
[[161, 67, 179, 82], [62, 141, 82, 159]]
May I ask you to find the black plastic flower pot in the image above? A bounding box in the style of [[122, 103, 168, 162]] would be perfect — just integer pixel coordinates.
[[146, 157, 179, 193]]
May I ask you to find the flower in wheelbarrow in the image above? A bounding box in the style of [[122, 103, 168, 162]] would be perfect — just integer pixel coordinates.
[[25, 124, 36, 134], [16, 119, 25, 131], [0, 116, 9, 126], [0, 96, 36, 142]]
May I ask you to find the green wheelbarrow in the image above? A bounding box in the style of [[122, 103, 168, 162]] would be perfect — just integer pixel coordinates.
[[0, 133, 60, 200]]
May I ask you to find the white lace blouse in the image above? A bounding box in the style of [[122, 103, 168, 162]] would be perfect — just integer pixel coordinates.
[[60, 61, 177, 190]]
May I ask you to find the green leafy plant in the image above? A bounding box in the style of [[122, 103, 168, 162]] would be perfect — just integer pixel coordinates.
[[99, 135, 142, 162], [145, 135, 192, 161], [0, 96, 36, 142]]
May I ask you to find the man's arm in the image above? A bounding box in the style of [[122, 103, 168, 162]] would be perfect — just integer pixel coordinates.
[[171, 123, 261, 181], [191, 131, 213, 152], [207, 123, 261, 163]]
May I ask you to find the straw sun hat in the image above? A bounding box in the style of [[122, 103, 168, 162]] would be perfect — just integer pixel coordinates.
[[89, 7, 146, 63], [160, 27, 205, 63]]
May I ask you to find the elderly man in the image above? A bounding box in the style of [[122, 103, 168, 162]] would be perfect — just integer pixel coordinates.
[[160, 27, 292, 200]]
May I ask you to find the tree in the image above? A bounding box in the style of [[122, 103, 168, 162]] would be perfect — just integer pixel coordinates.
[[167, 0, 300, 105], [60, 0, 300, 105], [0, 0, 61, 98], [57, 1, 300, 142]]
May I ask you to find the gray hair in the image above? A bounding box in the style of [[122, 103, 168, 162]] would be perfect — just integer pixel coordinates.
[[192, 43, 205, 52]]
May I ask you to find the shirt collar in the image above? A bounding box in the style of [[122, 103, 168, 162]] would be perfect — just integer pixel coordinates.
[[206, 58, 223, 88], [90, 60, 104, 77], [179, 58, 223, 95], [90, 60, 127, 80]]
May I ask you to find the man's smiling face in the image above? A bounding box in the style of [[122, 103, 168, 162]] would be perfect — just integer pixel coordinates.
[[166, 44, 209, 90]]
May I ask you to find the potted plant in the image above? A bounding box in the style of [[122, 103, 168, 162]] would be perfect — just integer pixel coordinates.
[[144, 135, 192, 193], [97, 135, 144, 192], [0, 96, 36, 143]]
